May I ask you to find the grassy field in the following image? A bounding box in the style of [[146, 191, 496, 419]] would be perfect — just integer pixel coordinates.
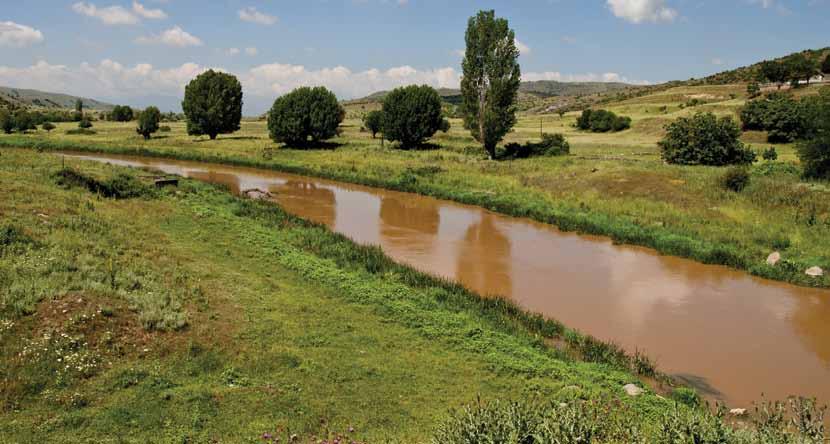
[[1, 83, 829, 293], [2, 148, 690, 442]]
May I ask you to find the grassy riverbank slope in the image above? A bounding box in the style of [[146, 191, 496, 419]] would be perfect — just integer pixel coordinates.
[[1, 148, 680, 442], [1, 83, 829, 290]]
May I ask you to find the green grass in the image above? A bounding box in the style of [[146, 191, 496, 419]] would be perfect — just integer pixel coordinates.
[[1, 148, 683, 443], [2, 83, 828, 289]]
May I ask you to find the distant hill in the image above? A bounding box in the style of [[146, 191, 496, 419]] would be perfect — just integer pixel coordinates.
[[0, 86, 115, 111], [354, 80, 634, 105], [688, 47, 829, 85]]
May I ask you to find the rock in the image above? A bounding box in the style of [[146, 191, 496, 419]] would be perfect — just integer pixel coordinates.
[[766, 252, 781, 266], [623, 384, 644, 397], [243, 188, 272, 200], [730, 408, 747, 416], [806, 266, 824, 277]]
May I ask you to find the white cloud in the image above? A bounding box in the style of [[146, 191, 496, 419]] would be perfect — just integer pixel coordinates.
[[136, 26, 203, 47], [712, 58, 724, 66], [245, 47, 258, 56], [226, 47, 241, 56], [0, 21, 44, 47], [238, 7, 278, 25], [522, 70, 650, 85], [606, 0, 678, 24], [72, 2, 139, 25], [515, 39, 531, 55], [132, 1, 167, 19]]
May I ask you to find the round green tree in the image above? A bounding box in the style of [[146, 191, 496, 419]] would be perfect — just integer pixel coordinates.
[[381, 85, 444, 148], [136, 106, 161, 140], [659, 112, 756, 166], [363, 110, 384, 139], [42, 122, 56, 133], [182, 70, 243, 140], [267, 86, 344, 147]]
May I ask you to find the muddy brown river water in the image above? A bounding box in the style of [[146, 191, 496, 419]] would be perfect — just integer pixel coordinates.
[[63, 152, 830, 408]]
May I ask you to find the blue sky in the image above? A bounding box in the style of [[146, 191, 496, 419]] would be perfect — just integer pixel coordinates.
[[0, 0, 828, 113]]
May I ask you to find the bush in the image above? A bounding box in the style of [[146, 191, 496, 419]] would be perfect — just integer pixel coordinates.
[[797, 103, 830, 179], [12, 111, 36, 133], [136, 106, 161, 140], [78, 118, 93, 129], [110, 105, 134, 122], [159, 125, 171, 132], [41, 122, 56, 133], [575, 109, 631, 132], [740, 92, 821, 143], [660, 112, 756, 165], [65, 128, 97, 135], [182, 69, 243, 140], [721, 167, 750, 192], [0, 110, 13, 134], [747, 82, 761, 98], [763, 147, 778, 161], [267, 86, 344, 147], [439, 117, 451, 133], [362, 110, 383, 139], [382, 84, 444, 148], [504, 133, 570, 158], [671, 387, 701, 408]]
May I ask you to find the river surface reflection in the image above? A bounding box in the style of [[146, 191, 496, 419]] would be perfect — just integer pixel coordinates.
[[62, 152, 830, 407]]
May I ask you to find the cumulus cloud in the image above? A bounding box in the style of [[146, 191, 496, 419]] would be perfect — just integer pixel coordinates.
[[72, 2, 140, 25], [238, 7, 278, 25], [0, 58, 650, 113], [515, 39, 531, 55], [606, 0, 678, 24], [0, 21, 44, 47], [132, 1, 167, 19], [136, 26, 203, 47]]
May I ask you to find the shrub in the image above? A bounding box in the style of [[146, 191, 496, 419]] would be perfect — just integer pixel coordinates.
[[136, 106, 161, 140], [382, 84, 444, 148], [0, 110, 13, 134], [439, 117, 451, 133], [65, 128, 97, 135], [797, 102, 830, 179], [110, 105, 134, 122], [159, 125, 171, 132], [182, 70, 243, 140], [505, 133, 570, 158], [763, 147, 778, 161], [78, 118, 93, 129], [660, 112, 756, 165], [362, 110, 383, 139], [12, 111, 36, 133], [742, 92, 826, 143], [671, 387, 701, 408], [721, 167, 750, 192], [267, 86, 344, 147], [41, 122, 55, 133], [575, 109, 631, 132], [747, 82, 761, 98]]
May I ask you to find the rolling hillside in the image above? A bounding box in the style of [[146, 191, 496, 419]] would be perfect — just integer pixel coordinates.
[[0, 86, 115, 111]]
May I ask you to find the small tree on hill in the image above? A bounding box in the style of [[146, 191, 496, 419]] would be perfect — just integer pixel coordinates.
[[382, 85, 444, 148], [182, 70, 243, 140], [659, 112, 756, 166], [267, 86, 344, 147], [786, 54, 818, 86], [747, 82, 761, 98], [797, 97, 830, 179], [42, 122, 55, 133], [821, 56, 830, 77], [0, 110, 12, 134], [13, 111, 35, 133], [760, 60, 787, 89], [460, 10, 521, 159], [136, 106, 161, 140], [363, 110, 383, 139]]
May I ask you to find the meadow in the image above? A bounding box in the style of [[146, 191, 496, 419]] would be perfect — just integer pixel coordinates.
[[2, 83, 828, 289]]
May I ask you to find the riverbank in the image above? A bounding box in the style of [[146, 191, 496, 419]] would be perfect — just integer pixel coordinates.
[[1, 148, 676, 442], [1, 108, 828, 289]]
